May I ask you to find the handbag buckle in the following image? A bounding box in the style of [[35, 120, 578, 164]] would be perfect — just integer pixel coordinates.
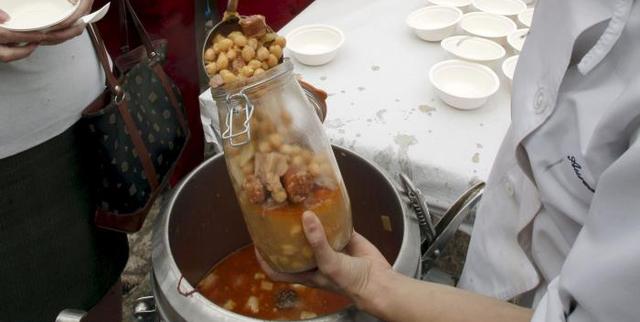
[[222, 91, 255, 147], [113, 85, 126, 105]]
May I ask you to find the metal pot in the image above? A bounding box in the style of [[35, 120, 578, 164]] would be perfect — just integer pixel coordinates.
[[149, 145, 421, 322]]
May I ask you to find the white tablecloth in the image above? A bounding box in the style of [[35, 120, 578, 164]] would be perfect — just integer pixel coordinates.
[[199, 0, 512, 214]]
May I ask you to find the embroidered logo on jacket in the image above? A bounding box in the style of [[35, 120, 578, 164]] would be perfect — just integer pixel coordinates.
[[567, 155, 595, 193]]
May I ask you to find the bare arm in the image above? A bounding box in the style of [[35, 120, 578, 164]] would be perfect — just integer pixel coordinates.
[[259, 211, 533, 322]]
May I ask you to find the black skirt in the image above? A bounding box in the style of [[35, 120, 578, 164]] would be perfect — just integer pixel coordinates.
[[0, 122, 129, 322]]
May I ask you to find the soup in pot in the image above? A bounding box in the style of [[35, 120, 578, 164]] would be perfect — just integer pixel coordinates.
[[197, 244, 351, 320]]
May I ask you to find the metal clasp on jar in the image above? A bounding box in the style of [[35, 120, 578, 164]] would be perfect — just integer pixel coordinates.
[[222, 91, 255, 147]]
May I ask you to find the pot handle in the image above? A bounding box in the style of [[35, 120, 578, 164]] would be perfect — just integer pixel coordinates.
[[420, 181, 485, 270], [298, 79, 328, 123], [132, 296, 158, 322]]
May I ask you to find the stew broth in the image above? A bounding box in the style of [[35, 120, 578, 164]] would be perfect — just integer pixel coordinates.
[[197, 244, 351, 320]]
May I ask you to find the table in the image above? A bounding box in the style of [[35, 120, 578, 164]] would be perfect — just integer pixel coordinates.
[[199, 0, 512, 216]]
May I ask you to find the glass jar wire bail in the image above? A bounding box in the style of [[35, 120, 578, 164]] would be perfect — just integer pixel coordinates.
[[222, 91, 255, 147]]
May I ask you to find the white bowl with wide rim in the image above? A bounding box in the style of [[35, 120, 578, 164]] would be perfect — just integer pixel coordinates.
[[406, 6, 463, 42], [460, 12, 517, 44], [0, 0, 80, 31], [429, 59, 500, 110], [428, 0, 472, 10], [286, 24, 345, 66], [502, 55, 519, 85], [507, 28, 529, 52], [472, 0, 527, 16], [517, 8, 534, 27], [441, 35, 506, 65]]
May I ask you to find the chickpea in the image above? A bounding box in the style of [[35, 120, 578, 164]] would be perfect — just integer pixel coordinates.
[[219, 69, 237, 84], [292, 155, 305, 167], [269, 44, 283, 59], [257, 47, 270, 61], [228, 31, 243, 40], [216, 53, 229, 70], [280, 144, 293, 154], [219, 38, 233, 51], [262, 32, 277, 43], [213, 43, 222, 53], [248, 38, 259, 50], [204, 48, 216, 62], [267, 54, 279, 67], [234, 34, 247, 47], [240, 65, 254, 77], [320, 163, 333, 176], [274, 36, 286, 48], [268, 133, 283, 149], [242, 163, 254, 175], [290, 145, 302, 155], [301, 150, 313, 162], [258, 141, 272, 153], [226, 48, 237, 60], [205, 63, 217, 76], [272, 190, 287, 203], [253, 68, 265, 76], [308, 162, 321, 176], [262, 62, 270, 70], [248, 59, 262, 70], [241, 46, 256, 62]]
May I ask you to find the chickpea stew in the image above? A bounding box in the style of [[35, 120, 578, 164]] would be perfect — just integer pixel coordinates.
[[198, 244, 352, 320]]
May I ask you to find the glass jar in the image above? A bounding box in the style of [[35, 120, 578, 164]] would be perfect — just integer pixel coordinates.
[[212, 59, 353, 273]]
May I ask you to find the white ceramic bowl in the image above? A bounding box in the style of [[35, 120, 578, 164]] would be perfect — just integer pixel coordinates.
[[429, 59, 500, 110], [428, 0, 472, 10], [472, 0, 527, 16], [460, 12, 517, 44], [406, 6, 463, 42], [0, 0, 80, 31], [441, 35, 506, 64], [507, 28, 528, 52], [285, 24, 345, 66], [517, 8, 534, 27], [502, 55, 519, 85]]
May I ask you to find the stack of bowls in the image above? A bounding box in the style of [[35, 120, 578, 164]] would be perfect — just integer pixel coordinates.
[[406, 0, 535, 109]]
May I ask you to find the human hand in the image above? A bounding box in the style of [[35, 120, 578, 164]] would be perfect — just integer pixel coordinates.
[[41, 0, 95, 45], [257, 211, 393, 307], [0, 9, 43, 62]]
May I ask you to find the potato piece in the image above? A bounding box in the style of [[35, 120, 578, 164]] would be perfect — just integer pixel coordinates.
[[246, 296, 260, 313], [241, 46, 256, 62], [204, 48, 216, 61], [254, 272, 266, 280], [269, 44, 283, 59], [300, 311, 317, 319], [260, 281, 274, 291], [257, 47, 270, 61], [223, 299, 236, 310]]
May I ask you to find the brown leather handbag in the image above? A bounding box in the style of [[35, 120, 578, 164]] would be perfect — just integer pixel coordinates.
[[82, 0, 189, 233]]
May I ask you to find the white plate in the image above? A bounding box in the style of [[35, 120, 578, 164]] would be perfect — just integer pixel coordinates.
[[517, 8, 534, 27], [472, 0, 527, 16], [441, 35, 505, 63], [286, 24, 345, 66], [406, 6, 463, 42], [507, 28, 528, 52], [428, 0, 472, 8], [429, 59, 500, 110], [460, 12, 517, 42], [502, 54, 519, 84], [0, 0, 80, 31]]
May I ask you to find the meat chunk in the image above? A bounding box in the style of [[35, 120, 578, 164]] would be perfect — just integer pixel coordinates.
[[243, 174, 266, 204], [240, 15, 267, 38], [283, 169, 314, 203]]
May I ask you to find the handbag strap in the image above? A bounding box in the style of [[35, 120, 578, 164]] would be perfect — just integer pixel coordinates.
[[118, 0, 157, 60], [87, 24, 161, 189]]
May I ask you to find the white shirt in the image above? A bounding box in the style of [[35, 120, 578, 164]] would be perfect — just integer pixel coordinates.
[[459, 0, 640, 321], [0, 30, 104, 158]]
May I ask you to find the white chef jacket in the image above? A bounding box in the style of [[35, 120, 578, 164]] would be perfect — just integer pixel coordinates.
[[459, 0, 640, 321]]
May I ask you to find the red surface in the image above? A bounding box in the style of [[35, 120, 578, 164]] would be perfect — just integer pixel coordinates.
[[215, 0, 313, 30], [94, 0, 204, 184]]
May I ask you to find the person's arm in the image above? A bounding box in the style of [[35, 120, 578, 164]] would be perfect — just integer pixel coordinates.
[[258, 211, 533, 322]]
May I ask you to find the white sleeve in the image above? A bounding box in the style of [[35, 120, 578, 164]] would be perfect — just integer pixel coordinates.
[[531, 141, 640, 322]]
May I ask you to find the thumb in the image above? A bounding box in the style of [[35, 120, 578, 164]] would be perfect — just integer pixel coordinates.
[[0, 10, 9, 23], [302, 211, 341, 274]]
